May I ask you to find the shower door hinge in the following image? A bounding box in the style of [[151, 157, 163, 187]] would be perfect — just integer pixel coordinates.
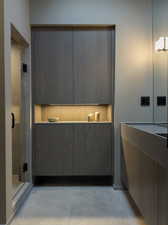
[[22, 63, 28, 73], [23, 163, 28, 173]]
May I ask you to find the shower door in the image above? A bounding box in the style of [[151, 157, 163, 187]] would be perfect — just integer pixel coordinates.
[[11, 40, 24, 194]]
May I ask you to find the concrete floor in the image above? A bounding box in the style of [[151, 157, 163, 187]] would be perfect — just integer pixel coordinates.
[[11, 187, 146, 225]]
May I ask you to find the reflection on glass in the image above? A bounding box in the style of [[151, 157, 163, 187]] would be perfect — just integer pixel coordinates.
[[153, 0, 168, 145], [11, 41, 24, 195]]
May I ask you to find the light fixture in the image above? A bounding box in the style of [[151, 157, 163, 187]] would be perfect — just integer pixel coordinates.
[[165, 37, 168, 50], [155, 37, 168, 52]]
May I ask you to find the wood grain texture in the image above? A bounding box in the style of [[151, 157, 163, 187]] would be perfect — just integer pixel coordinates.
[[74, 27, 113, 104], [33, 124, 113, 176], [138, 150, 157, 225], [32, 27, 74, 104], [32, 26, 114, 105], [33, 124, 74, 176], [121, 124, 168, 169], [122, 133, 158, 225], [73, 124, 113, 175], [158, 167, 168, 225]]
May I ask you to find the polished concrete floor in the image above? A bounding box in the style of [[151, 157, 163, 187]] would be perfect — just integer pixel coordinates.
[[11, 187, 146, 225]]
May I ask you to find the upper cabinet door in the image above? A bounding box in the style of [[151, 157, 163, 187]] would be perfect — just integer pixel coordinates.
[[74, 27, 114, 104], [32, 28, 74, 104]]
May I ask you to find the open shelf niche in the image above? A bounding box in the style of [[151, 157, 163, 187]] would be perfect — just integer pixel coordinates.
[[34, 105, 112, 123]]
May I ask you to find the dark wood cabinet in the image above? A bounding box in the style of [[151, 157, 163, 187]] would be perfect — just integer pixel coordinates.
[[33, 124, 74, 176], [74, 28, 113, 104], [32, 27, 114, 177], [32, 27, 114, 104], [138, 152, 157, 225], [32, 28, 74, 104], [74, 124, 113, 175], [123, 140, 157, 225], [123, 142, 168, 225], [122, 140, 141, 204], [122, 125, 168, 225], [158, 167, 168, 225], [33, 123, 113, 176]]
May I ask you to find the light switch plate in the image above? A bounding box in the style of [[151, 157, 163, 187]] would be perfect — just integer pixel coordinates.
[[141, 96, 150, 106], [157, 96, 166, 106]]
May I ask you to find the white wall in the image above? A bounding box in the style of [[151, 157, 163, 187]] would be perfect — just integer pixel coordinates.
[[30, 0, 153, 188], [2, 0, 30, 223]]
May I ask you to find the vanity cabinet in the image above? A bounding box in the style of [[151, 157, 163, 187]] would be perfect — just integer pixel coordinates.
[[32, 27, 114, 104], [123, 141, 168, 225], [122, 140, 141, 204], [74, 124, 113, 175], [122, 124, 168, 225], [158, 167, 168, 225], [33, 123, 113, 176], [138, 150, 157, 225], [123, 140, 157, 225]]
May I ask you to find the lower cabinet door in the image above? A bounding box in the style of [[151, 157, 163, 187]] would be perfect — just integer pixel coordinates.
[[123, 139, 157, 225], [122, 140, 141, 205], [158, 167, 168, 225], [138, 151, 158, 225], [33, 125, 74, 176], [73, 124, 113, 175]]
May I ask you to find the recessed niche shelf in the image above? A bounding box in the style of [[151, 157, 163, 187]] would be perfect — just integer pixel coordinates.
[[34, 105, 112, 124]]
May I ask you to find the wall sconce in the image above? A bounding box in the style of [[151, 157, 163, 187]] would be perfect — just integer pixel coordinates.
[[155, 37, 168, 52]]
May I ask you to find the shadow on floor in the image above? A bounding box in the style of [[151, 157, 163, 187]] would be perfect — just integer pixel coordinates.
[[34, 176, 113, 186]]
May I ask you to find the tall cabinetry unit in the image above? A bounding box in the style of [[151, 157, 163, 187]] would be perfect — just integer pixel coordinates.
[[32, 26, 115, 178]]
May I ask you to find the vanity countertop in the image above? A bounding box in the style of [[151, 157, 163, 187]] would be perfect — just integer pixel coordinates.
[[127, 124, 167, 135], [121, 123, 168, 169]]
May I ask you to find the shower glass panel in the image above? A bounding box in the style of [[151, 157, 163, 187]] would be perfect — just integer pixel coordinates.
[[153, 0, 168, 143], [11, 40, 24, 195]]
